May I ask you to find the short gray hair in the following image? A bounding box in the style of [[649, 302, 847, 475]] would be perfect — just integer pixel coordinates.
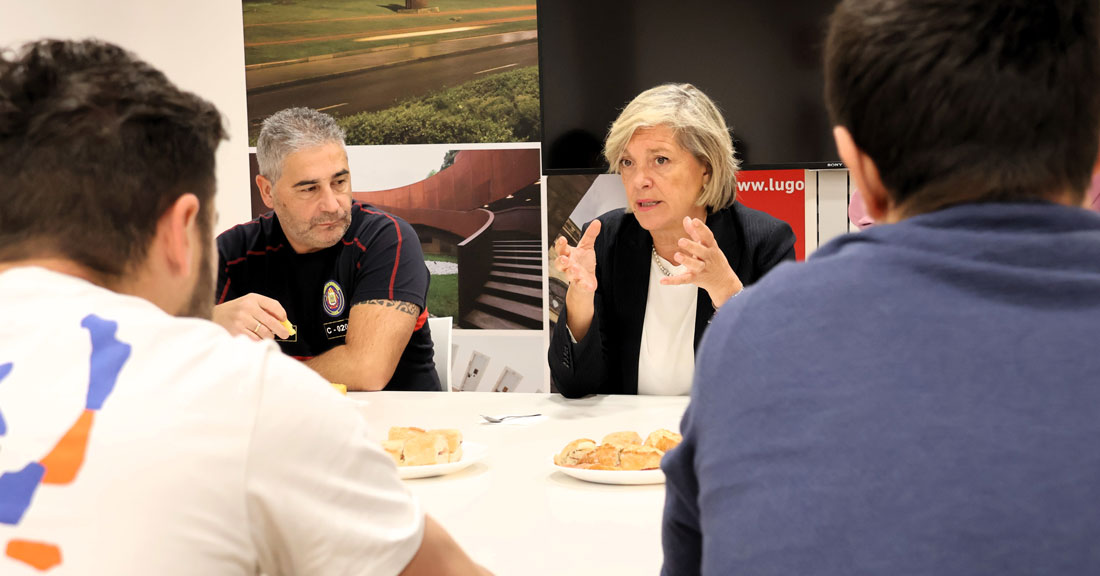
[[256, 107, 346, 183], [604, 84, 740, 210]]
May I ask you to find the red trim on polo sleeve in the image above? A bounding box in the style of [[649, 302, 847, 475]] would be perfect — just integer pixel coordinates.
[[358, 206, 403, 300]]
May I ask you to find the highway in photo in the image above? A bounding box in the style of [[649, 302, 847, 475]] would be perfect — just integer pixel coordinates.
[[246, 41, 538, 137]]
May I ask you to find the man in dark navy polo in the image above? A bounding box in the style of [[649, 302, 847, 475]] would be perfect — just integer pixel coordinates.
[[214, 107, 439, 391], [660, 1, 1100, 575]]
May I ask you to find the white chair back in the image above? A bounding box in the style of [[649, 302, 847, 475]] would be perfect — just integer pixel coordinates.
[[427, 316, 453, 392]]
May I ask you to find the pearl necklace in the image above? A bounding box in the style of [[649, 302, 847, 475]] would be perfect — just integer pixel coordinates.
[[652, 246, 674, 277]]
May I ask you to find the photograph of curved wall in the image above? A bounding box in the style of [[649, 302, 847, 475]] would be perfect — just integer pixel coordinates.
[[247, 146, 543, 330]]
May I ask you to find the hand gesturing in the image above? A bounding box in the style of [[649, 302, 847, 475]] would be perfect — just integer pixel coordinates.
[[554, 219, 602, 293], [661, 216, 743, 307]]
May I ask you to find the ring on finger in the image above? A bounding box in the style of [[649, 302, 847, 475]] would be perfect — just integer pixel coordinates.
[[253, 321, 262, 334]]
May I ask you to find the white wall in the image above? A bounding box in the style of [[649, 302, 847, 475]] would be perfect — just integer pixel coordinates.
[[814, 170, 852, 248], [0, 0, 253, 233]]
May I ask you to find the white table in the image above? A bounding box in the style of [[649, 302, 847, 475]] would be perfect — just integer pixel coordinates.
[[350, 392, 691, 576]]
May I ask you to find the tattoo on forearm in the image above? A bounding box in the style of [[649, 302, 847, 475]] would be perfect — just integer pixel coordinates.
[[365, 299, 421, 318]]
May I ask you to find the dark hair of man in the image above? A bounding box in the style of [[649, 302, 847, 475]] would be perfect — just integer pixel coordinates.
[[0, 39, 226, 279], [825, 0, 1100, 214]]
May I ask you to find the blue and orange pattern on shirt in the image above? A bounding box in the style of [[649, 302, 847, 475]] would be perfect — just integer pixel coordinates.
[[0, 314, 131, 572]]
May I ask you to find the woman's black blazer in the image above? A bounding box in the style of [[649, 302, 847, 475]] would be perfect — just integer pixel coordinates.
[[548, 203, 796, 397]]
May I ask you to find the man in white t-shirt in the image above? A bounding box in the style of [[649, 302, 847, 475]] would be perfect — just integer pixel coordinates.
[[0, 39, 487, 575]]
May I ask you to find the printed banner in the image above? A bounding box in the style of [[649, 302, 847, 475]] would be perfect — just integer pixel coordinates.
[[736, 169, 808, 260]]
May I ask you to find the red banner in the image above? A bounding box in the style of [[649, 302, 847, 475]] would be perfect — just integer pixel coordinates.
[[735, 169, 807, 260]]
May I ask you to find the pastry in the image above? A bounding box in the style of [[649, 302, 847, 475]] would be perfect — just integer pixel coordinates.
[[619, 445, 663, 470], [388, 426, 426, 442], [382, 440, 405, 465], [644, 429, 682, 453], [385, 427, 465, 466], [402, 433, 448, 466], [601, 431, 643, 446], [554, 438, 597, 466], [593, 442, 623, 467], [429, 429, 464, 463], [555, 429, 678, 471]]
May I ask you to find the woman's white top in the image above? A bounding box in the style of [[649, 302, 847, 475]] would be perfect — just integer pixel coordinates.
[[637, 252, 698, 396]]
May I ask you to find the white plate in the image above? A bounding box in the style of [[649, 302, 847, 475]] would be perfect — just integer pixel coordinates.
[[398, 442, 487, 480], [553, 464, 665, 485]]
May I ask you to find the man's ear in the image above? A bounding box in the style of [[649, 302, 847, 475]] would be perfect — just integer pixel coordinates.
[[256, 174, 276, 210], [834, 126, 890, 222], [158, 193, 201, 278]]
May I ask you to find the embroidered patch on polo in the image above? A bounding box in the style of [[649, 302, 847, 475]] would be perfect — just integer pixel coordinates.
[[322, 280, 345, 317]]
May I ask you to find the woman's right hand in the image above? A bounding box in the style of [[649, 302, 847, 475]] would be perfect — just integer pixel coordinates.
[[554, 220, 602, 293], [554, 220, 602, 343]]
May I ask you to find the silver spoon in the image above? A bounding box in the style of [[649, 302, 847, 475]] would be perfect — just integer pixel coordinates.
[[480, 413, 541, 423]]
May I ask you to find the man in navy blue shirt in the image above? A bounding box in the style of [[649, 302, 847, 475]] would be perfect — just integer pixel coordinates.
[[661, 1, 1100, 574], [215, 108, 438, 391]]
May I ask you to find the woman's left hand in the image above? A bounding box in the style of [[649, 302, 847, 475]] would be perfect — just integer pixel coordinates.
[[661, 216, 744, 308]]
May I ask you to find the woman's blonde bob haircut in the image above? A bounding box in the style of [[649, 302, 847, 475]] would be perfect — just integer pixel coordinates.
[[604, 83, 740, 211]]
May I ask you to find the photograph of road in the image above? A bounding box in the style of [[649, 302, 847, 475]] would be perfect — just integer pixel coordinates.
[[243, 1, 539, 145]]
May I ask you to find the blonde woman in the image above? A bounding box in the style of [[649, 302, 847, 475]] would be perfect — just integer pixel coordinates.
[[550, 83, 796, 397]]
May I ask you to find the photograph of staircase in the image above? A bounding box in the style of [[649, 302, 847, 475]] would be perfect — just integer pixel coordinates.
[[463, 233, 542, 329]]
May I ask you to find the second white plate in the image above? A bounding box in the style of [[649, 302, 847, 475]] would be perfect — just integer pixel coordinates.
[[553, 464, 665, 485], [399, 441, 488, 480]]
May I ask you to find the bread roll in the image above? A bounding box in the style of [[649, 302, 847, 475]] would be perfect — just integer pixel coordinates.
[[554, 438, 597, 466], [388, 426, 426, 442], [403, 433, 448, 466], [601, 431, 643, 446], [644, 429, 683, 453], [619, 445, 663, 470], [382, 440, 405, 466]]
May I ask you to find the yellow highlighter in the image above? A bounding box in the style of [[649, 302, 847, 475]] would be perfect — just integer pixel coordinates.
[[330, 383, 347, 395], [280, 319, 296, 337]]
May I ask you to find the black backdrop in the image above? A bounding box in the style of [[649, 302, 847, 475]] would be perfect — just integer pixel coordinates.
[[537, 0, 841, 174]]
